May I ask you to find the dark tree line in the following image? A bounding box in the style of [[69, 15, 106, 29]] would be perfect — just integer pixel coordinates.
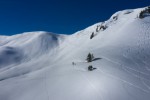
[[139, 7, 150, 19]]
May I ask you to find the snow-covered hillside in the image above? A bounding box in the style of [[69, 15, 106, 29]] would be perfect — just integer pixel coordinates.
[[0, 6, 150, 100]]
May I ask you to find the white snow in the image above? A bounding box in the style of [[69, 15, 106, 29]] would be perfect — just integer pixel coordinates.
[[0, 6, 150, 100]]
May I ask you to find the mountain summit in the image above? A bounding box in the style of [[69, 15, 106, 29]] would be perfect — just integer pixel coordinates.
[[0, 6, 150, 100]]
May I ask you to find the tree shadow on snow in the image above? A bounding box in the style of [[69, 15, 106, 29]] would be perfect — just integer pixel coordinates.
[[92, 58, 102, 61]]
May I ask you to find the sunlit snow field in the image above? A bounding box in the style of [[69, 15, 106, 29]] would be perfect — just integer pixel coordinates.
[[0, 7, 150, 100]]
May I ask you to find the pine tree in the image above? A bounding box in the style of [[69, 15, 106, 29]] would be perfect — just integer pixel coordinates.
[[86, 53, 94, 62], [139, 10, 145, 19], [113, 16, 118, 20], [96, 25, 99, 32], [86, 53, 92, 62], [90, 32, 94, 39], [100, 25, 106, 30], [88, 65, 93, 71]]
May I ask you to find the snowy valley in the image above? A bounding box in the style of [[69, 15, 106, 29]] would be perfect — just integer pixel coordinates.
[[0, 6, 150, 100]]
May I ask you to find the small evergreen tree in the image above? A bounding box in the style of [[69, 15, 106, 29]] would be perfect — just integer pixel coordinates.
[[96, 25, 99, 32], [139, 10, 145, 19], [86, 53, 94, 62], [88, 65, 96, 71], [86, 53, 92, 62], [113, 16, 118, 20], [90, 32, 95, 39], [88, 65, 93, 71], [100, 25, 106, 30]]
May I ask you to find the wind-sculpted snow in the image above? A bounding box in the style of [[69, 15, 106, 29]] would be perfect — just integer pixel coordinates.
[[0, 7, 150, 100], [0, 46, 23, 68]]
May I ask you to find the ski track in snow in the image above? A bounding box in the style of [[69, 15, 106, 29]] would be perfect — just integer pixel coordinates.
[[73, 64, 104, 100]]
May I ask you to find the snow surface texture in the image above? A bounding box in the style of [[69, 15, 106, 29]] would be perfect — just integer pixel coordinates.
[[0, 7, 150, 100]]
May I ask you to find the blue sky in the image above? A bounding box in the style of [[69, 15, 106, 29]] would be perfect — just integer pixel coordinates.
[[0, 0, 149, 35]]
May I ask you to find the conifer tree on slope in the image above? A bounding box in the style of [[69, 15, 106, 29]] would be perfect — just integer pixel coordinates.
[[86, 53, 93, 62]]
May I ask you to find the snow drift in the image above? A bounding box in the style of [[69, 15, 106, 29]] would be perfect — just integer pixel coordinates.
[[0, 6, 150, 100]]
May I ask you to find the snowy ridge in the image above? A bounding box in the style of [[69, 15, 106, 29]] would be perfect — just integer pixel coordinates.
[[0, 31, 66, 65], [0, 6, 150, 100]]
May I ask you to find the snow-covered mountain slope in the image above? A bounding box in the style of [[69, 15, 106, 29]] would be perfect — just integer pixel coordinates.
[[0, 6, 150, 100]]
